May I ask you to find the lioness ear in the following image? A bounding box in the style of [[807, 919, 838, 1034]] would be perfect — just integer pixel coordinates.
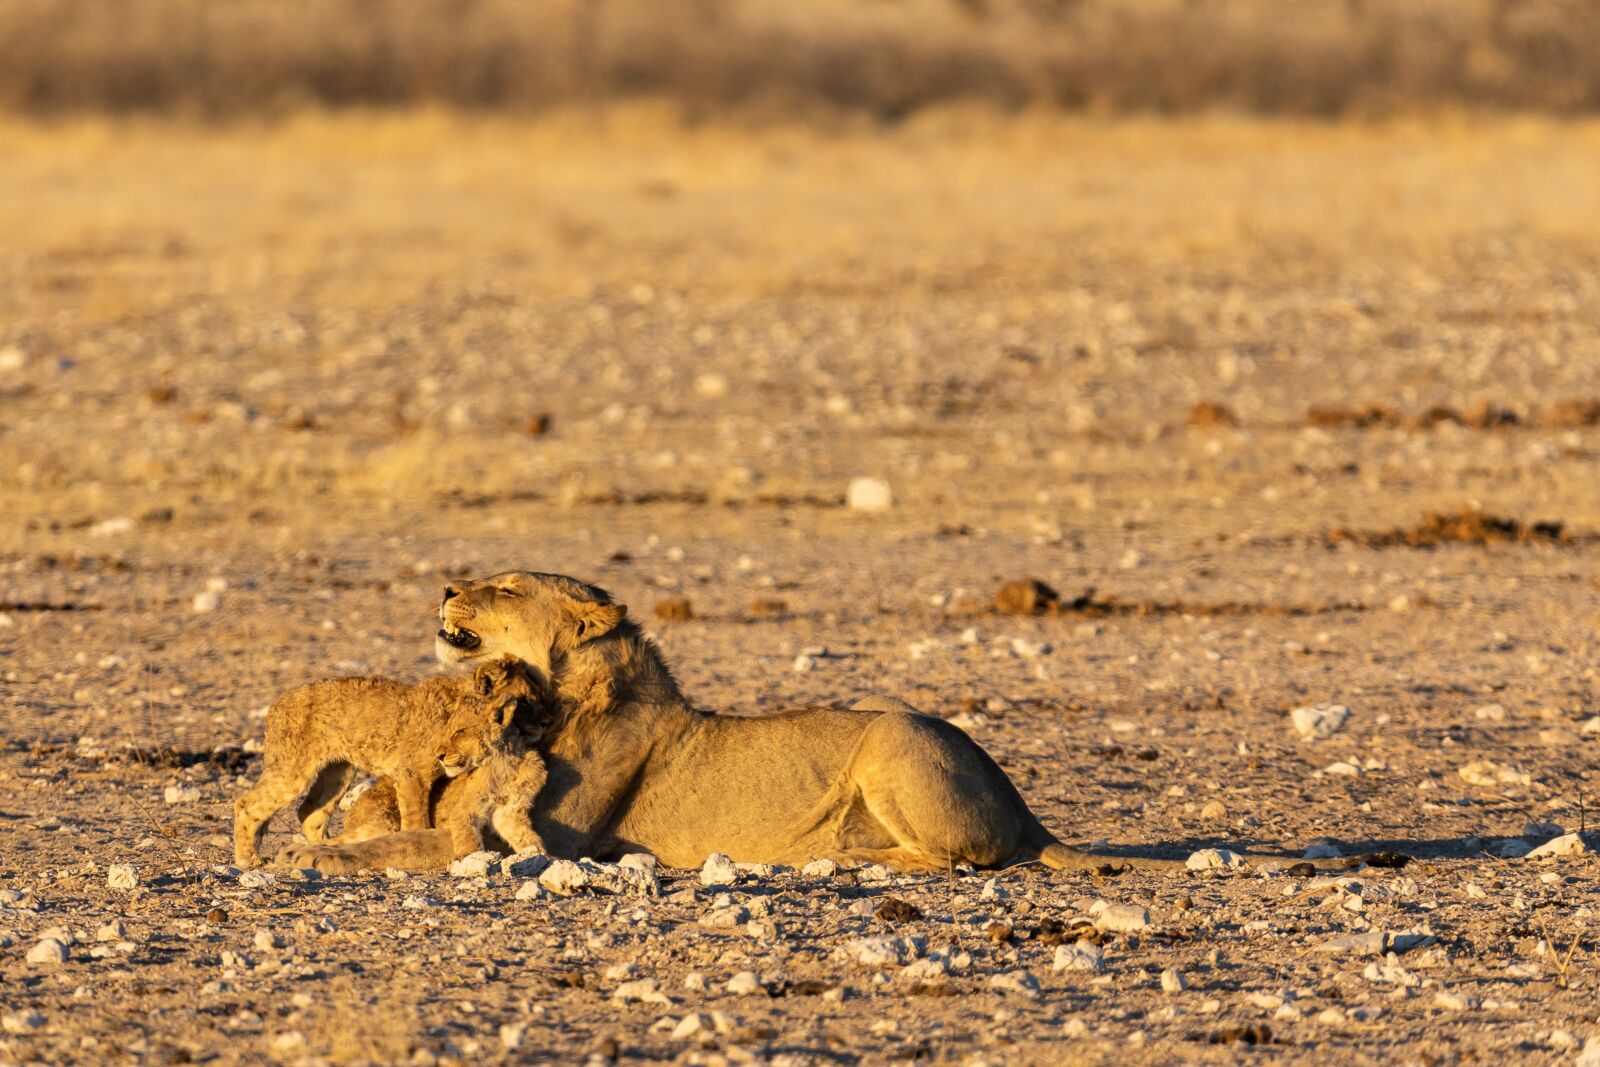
[[571, 601, 626, 643]]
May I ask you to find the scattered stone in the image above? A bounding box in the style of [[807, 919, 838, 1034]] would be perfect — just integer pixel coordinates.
[[653, 598, 694, 621], [192, 590, 221, 614], [1527, 833, 1589, 860], [1186, 848, 1245, 871], [801, 858, 838, 878], [1, 1012, 45, 1034], [1053, 942, 1105, 974], [1093, 903, 1152, 933], [613, 979, 671, 1006], [106, 864, 138, 890], [95, 921, 125, 942], [1315, 932, 1388, 956], [994, 579, 1059, 616], [988, 971, 1041, 998], [499, 1023, 526, 1051], [1434, 991, 1479, 1011], [874, 897, 924, 925], [1290, 704, 1350, 740], [238, 870, 275, 889], [700, 853, 739, 887], [1459, 761, 1531, 788], [1160, 969, 1187, 993], [1199, 799, 1227, 820], [514, 881, 545, 901], [672, 1014, 708, 1039], [163, 785, 201, 805], [725, 971, 763, 996], [844, 936, 921, 968], [448, 851, 500, 878], [26, 938, 68, 964], [1304, 842, 1342, 860], [846, 477, 893, 513]]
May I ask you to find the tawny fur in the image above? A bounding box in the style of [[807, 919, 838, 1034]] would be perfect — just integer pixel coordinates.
[[234, 656, 545, 867], [436, 711, 549, 859], [274, 571, 1164, 874]]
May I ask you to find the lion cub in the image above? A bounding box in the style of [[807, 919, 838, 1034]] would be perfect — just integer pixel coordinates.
[[233, 657, 548, 867]]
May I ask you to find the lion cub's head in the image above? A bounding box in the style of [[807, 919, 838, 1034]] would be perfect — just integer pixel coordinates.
[[436, 571, 628, 674], [437, 657, 547, 778]]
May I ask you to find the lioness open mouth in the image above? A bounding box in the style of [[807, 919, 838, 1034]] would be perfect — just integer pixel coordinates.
[[439, 761, 469, 778], [438, 624, 481, 650]]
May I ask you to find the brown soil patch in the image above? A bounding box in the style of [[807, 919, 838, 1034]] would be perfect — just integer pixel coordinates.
[[1325, 508, 1567, 548]]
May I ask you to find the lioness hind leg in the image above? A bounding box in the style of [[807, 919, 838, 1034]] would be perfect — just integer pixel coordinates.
[[234, 768, 318, 867], [297, 763, 355, 843], [844, 712, 1025, 869]]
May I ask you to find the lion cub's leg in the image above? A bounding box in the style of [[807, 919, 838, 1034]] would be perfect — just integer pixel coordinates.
[[296, 763, 355, 843], [488, 756, 548, 855], [234, 760, 325, 867], [392, 770, 435, 832], [441, 769, 492, 859]]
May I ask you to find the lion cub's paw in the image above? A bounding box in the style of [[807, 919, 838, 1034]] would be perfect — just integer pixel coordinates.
[[271, 843, 368, 875]]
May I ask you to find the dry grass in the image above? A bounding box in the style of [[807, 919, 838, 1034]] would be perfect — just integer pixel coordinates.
[[3, 0, 1600, 119]]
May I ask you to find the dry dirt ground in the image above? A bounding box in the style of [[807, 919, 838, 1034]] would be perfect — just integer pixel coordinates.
[[3, 110, 1600, 1065]]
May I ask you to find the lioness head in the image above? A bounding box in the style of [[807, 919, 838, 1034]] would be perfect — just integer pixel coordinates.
[[437, 657, 540, 777], [436, 571, 628, 675]]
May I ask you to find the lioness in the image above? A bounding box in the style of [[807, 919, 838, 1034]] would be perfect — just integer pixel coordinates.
[[235, 656, 547, 867], [274, 572, 1185, 874]]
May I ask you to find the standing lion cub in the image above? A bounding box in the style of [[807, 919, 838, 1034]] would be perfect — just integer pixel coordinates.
[[233, 657, 551, 867]]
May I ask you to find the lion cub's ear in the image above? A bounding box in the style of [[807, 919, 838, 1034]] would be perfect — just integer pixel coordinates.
[[571, 600, 627, 644], [496, 697, 521, 728]]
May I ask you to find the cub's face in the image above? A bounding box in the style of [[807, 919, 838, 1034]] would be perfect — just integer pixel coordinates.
[[436, 658, 535, 777]]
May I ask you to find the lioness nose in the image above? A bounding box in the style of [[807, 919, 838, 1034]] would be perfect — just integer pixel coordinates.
[[442, 585, 460, 604]]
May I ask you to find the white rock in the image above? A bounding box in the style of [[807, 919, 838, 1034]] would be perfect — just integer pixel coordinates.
[[106, 864, 138, 890], [1290, 704, 1350, 740], [447, 851, 500, 878], [1459, 760, 1531, 788], [1185, 848, 1245, 871], [1321, 761, 1362, 777], [1160, 969, 1187, 993], [700, 853, 739, 887], [1527, 833, 1589, 860], [726, 971, 763, 996], [1094, 903, 1152, 933], [253, 928, 281, 951], [1, 1012, 44, 1034], [672, 1014, 708, 1039], [1434, 991, 1479, 1011], [1577, 1038, 1600, 1067], [163, 785, 202, 805], [238, 869, 275, 889], [95, 921, 125, 942], [26, 938, 68, 964], [191, 590, 221, 614], [695, 373, 730, 399], [846, 477, 893, 513], [271, 1032, 307, 1055], [1053, 942, 1104, 973], [613, 978, 671, 1005], [505, 852, 552, 878], [792, 654, 816, 672], [1304, 842, 1343, 860], [514, 880, 545, 901], [0, 345, 26, 371], [978, 877, 1006, 901], [801, 858, 838, 877], [618, 853, 658, 873], [845, 936, 918, 967], [1010, 637, 1052, 659], [499, 1023, 526, 1051], [988, 970, 1041, 998], [539, 859, 590, 895]]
